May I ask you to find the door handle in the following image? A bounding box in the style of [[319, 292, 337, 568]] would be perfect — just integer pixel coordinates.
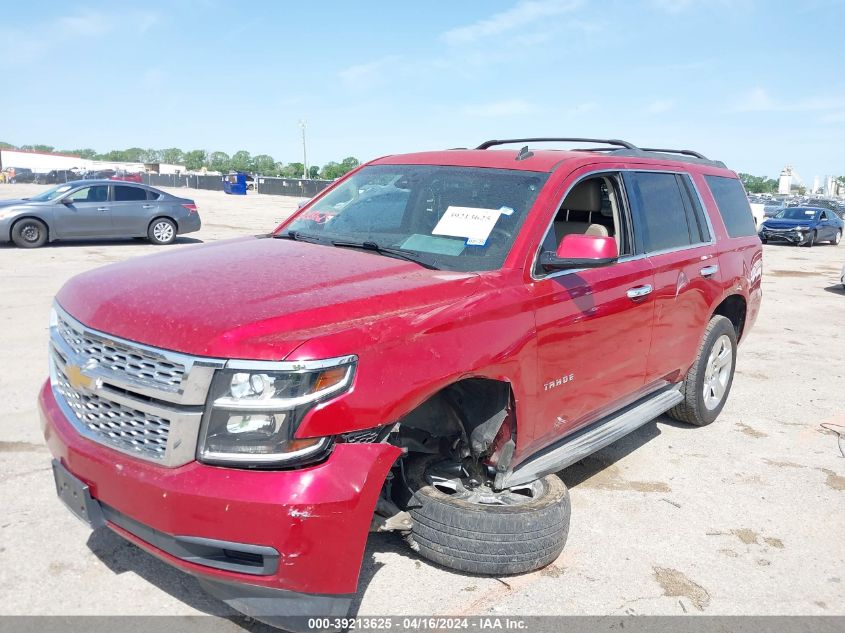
[[700, 264, 719, 277], [626, 284, 653, 299], [97, 207, 109, 211], [142, 204, 154, 209]]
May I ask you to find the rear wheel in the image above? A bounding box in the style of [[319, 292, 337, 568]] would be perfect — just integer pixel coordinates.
[[404, 456, 570, 575], [667, 315, 737, 427], [832, 230, 842, 246], [11, 218, 48, 248], [148, 218, 177, 245]]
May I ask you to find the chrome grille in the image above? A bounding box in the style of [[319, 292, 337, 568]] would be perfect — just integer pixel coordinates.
[[49, 305, 222, 467], [56, 312, 186, 389], [54, 362, 170, 458]]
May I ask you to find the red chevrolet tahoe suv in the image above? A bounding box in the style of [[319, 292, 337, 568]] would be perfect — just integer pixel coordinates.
[[40, 138, 762, 629]]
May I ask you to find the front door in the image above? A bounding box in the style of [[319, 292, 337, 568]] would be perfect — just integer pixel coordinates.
[[530, 171, 655, 451], [53, 185, 112, 238]]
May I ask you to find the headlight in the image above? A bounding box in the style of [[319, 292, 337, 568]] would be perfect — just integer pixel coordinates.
[[795, 225, 810, 231], [198, 357, 356, 467]]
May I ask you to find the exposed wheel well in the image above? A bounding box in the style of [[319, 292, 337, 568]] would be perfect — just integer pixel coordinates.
[[713, 294, 747, 341], [10, 216, 50, 242], [389, 377, 515, 464]]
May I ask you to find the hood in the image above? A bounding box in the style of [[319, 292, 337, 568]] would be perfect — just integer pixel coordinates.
[[0, 199, 28, 208], [56, 236, 482, 360]]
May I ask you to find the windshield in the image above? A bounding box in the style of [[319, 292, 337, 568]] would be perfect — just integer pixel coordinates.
[[775, 208, 819, 220], [28, 184, 76, 202], [283, 164, 548, 272]]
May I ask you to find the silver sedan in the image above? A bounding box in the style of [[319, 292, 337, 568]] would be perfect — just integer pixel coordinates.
[[0, 180, 201, 248]]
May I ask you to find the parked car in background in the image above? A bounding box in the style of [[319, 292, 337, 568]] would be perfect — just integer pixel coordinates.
[[110, 171, 143, 183], [4, 167, 36, 183], [0, 180, 200, 248], [759, 206, 844, 246], [83, 169, 116, 180], [763, 201, 786, 218], [35, 170, 80, 185]]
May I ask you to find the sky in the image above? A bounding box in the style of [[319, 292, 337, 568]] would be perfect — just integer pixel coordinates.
[[1, 0, 843, 181]]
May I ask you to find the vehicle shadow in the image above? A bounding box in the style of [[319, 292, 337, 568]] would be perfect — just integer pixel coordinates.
[[86, 524, 390, 629], [823, 284, 845, 296], [0, 237, 204, 249], [557, 416, 670, 488], [47, 237, 205, 247]]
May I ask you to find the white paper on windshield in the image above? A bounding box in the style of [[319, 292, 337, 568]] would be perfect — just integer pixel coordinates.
[[805, 210, 815, 215], [432, 206, 502, 246]]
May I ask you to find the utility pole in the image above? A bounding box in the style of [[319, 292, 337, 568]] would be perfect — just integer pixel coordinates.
[[299, 120, 308, 180]]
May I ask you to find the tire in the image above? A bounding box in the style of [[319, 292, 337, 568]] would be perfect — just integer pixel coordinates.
[[801, 231, 816, 247], [832, 230, 842, 246], [668, 315, 737, 427], [11, 218, 48, 248], [148, 218, 177, 245], [404, 455, 570, 575]]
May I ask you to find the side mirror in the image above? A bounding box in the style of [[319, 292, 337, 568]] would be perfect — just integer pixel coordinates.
[[61, 198, 74, 205], [296, 198, 311, 209], [540, 234, 618, 271]]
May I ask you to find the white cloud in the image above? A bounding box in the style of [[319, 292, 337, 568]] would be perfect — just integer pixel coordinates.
[[339, 56, 400, 88], [443, 0, 583, 44], [734, 87, 844, 113], [820, 111, 845, 124], [648, 0, 697, 13], [464, 99, 538, 117], [0, 9, 161, 59], [646, 99, 675, 114]]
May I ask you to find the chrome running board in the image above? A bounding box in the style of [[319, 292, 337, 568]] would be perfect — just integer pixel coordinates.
[[500, 385, 684, 488]]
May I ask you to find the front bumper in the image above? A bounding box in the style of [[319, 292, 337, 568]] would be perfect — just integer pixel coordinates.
[[39, 380, 400, 624], [759, 229, 807, 244]]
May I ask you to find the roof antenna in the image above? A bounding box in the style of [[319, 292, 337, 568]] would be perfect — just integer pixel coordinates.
[[516, 145, 534, 161]]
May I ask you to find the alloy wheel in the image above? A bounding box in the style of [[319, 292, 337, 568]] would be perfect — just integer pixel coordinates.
[[703, 334, 733, 410]]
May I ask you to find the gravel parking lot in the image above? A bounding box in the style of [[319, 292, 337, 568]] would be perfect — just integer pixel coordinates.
[[0, 183, 842, 623]]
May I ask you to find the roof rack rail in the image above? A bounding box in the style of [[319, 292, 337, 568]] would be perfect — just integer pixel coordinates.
[[476, 137, 637, 150], [639, 147, 708, 160]]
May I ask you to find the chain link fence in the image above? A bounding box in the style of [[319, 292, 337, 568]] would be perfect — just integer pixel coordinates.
[[141, 174, 333, 197]]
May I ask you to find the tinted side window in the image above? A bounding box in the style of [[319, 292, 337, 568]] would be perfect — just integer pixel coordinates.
[[146, 190, 161, 200], [678, 174, 711, 242], [114, 186, 147, 202], [627, 172, 693, 252], [66, 186, 109, 202], [704, 175, 757, 238]]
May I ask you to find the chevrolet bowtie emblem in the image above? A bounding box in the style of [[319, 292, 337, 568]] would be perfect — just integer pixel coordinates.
[[65, 363, 95, 391]]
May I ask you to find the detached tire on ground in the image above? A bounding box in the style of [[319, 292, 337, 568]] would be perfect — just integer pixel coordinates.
[[667, 314, 737, 427], [11, 218, 48, 248], [404, 456, 570, 575]]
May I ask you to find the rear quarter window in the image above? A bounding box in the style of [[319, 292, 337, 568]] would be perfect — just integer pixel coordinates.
[[705, 175, 758, 238]]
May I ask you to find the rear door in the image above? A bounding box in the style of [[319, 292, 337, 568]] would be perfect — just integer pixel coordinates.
[[624, 171, 721, 386], [111, 185, 155, 235], [53, 185, 112, 238]]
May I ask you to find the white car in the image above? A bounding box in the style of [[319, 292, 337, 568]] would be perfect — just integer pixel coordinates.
[[841, 264, 845, 289]]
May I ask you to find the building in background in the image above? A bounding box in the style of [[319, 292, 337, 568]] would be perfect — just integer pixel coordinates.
[[778, 166, 793, 195], [0, 148, 185, 176]]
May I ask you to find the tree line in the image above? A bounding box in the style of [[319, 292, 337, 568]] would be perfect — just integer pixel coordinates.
[[0, 142, 359, 180]]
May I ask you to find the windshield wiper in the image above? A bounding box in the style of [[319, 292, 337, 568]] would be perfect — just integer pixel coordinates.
[[273, 230, 324, 243], [331, 240, 438, 270]]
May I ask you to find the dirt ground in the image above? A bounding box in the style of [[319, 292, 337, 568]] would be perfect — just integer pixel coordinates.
[[0, 183, 842, 622]]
